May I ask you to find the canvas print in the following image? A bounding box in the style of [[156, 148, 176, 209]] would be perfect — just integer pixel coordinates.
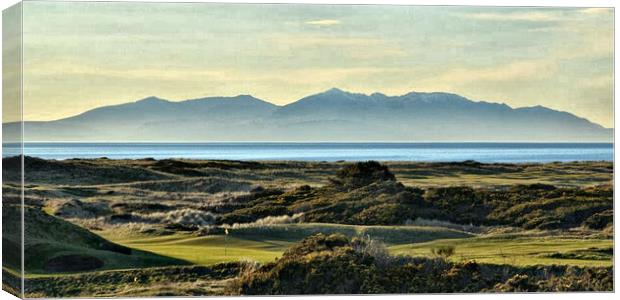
[[1, 1, 614, 297]]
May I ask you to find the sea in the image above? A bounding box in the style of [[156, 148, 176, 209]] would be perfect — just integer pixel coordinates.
[[0, 142, 613, 163]]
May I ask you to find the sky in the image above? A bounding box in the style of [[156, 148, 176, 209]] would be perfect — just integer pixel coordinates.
[[9, 1, 615, 127]]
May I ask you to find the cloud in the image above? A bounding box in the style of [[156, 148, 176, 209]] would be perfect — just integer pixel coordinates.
[[580, 8, 613, 15], [26, 61, 399, 89], [463, 11, 560, 22], [464, 8, 612, 23], [26, 62, 233, 81], [582, 75, 613, 89], [264, 34, 407, 60], [305, 19, 341, 26], [435, 60, 556, 84], [270, 35, 381, 48]]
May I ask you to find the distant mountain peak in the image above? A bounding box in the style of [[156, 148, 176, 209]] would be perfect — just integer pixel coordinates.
[[370, 92, 387, 98], [231, 94, 279, 107], [316, 88, 380, 100], [182, 94, 276, 107], [136, 96, 169, 103], [325, 87, 346, 94], [518, 105, 554, 112], [233, 94, 262, 101]]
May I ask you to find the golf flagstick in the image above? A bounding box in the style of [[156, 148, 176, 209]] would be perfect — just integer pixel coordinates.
[[224, 228, 229, 257]]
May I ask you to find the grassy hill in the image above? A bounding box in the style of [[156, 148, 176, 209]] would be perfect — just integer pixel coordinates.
[[2, 205, 188, 275]]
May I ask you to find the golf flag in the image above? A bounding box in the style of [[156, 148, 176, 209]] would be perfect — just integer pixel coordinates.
[[225, 228, 229, 235]]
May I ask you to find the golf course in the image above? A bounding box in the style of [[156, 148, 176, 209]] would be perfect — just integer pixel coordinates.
[[2, 157, 613, 296]]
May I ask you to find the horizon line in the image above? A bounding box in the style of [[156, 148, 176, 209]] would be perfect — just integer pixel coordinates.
[[2, 141, 614, 144]]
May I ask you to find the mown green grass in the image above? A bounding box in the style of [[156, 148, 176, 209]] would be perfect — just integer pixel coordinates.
[[109, 234, 287, 265], [100, 223, 471, 265], [390, 235, 613, 267], [100, 223, 612, 268]]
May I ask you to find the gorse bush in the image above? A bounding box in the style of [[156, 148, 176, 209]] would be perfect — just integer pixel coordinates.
[[228, 234, 613, 295], [350, 234, 392, 268], [330, 161, 396, 189], [494, 267, 613, 292], [216, 162, 612, 230]]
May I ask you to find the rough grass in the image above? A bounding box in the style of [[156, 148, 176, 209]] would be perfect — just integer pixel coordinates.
[[540, 247, 613, 261], [2, 156, 170, 185], [4, 156, 612, 189], [2, 205, 188, 276], [21, 263, 242, 297], [386, 161, 613, 188]]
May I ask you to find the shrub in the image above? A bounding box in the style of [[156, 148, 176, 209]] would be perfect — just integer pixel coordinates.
[[282, 233, 350, 258], [431, 245, 456, 259], [582, 210, 613, 230], [494, 274, 538, 292], [351, 234, 391, 268], [330, 161, 396, 189], [228, 234, 612, 295]]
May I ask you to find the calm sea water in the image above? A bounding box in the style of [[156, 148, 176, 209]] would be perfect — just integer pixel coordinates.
[[1, 142, 613, 163]]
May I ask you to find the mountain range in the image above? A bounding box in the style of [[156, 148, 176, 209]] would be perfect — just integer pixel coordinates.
[[3, 88, 613, 142]]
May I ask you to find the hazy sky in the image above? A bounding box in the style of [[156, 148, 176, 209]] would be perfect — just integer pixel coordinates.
[[16, 2, 614, 127]]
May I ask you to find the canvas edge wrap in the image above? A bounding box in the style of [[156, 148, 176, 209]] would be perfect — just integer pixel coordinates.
[[2, 1, 24, 298]]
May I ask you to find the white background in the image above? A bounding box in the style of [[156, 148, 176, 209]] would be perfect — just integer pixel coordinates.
[[0, 0, 617, 299]]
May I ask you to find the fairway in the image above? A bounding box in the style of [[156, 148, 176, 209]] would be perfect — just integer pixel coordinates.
[[390, 235, 613, 267], [108, 234, 288, 265], [99, 223, 472, 265], [99, 223, 612, 268]]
